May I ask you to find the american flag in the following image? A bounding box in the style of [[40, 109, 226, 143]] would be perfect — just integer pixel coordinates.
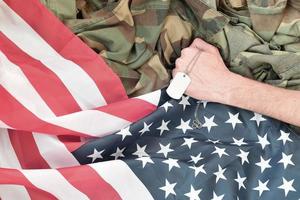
[[0, 0, 299, 199], [72, 90, 300, 200]]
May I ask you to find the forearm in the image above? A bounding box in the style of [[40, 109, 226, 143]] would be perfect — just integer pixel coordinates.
[[222, 73, 300, 127], [176, 38, 300, 127]]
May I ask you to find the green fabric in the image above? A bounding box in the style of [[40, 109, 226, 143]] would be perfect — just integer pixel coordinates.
[[40, 0, 77, 20], [41, 0, 300, 97]]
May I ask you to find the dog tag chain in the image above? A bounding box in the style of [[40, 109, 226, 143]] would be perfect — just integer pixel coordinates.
[[167, 52, 201, 99]]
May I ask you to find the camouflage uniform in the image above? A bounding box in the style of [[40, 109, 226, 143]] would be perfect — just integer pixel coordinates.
[[41, 0, 300, 97]]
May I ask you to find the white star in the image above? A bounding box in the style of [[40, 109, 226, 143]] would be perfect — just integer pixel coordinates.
[[225, 112, 242, 130], [132, 144, 149, 157], [185, 186, 201, 200], [231, 138, 247, 146], [189, 164, 206, 177], [214, 165, 226, 183], [255, 156, 271, 173], [278, 152, 294, 169], [136, 157, 154, 168], [111, 147, 125, 160], [87, 148, 104, 162], [199, 100, 208, 108], [211, 192, 224, 200], [176, 119, 192, 134], [190, 153, 203, 164], [234, 172, 246, 190], [179, 96, 191, 110], [182, 138, 197, 149], [237, 149, 249, 165], [253, 180, 269, 197], [157, 120, 170, 135], [162, 158, 180, 171], [257, 133, 270, 149], [278, 130, 292, 145], [116, 126, 131, 141], [139, 122, 152, 135], [212, 146, 229, 158], [160, 180, 176, 198], [207, 139, 220, 144], [202, 115, 218, 132], [250, 112, 266, 126], [157, 143, 174, 157], [160, 102, 173, 112], [278, 178, 296, 197]]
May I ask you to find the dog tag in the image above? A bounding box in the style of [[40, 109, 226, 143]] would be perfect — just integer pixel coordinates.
[[166, 72, 191, 99]]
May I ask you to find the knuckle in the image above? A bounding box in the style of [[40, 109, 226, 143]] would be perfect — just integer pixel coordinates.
[[203, 51, 211, 56], [191, 48, 199, 55], [175, 58, 182, 66], [180, 48, 188, 56], [195, 38, 202, 43], [172, 69, 178, 77], [175, 60, 185, 70], [211, 45, 219, 53], [200, 52, 212, 60], [181, 47, 194, 56]]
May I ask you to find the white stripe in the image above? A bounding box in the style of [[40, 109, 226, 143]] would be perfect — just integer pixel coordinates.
[[0, 51, 55, 118], [22, 169, 89, 200], [0, 129, 21, 168], [135, 90, 161, 106], [0, 52, 127, 136], [0, 129, 31, 200], [90, 160, 154, 200], [0, 1, 106, 109], [0, 120, 12, 129], [49, 110, 130, 137], [0, 185, 31, 200], [0, 54, 79, 166], [33, 133, 80, 168]]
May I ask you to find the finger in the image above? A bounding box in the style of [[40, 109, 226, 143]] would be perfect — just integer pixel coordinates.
[[175, 58, 186, 71], [180, 48, 189, 57], [190, 38, 219, 55], [172, 68, 178, 78], [180, 47, 198, 58]]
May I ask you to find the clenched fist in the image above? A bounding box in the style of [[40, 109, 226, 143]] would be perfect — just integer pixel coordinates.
[[173, 38, 236, 103], [174, 38, 300, 128]]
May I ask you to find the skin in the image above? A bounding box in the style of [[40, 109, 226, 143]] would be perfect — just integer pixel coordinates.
[[174, 38, 300, 127]]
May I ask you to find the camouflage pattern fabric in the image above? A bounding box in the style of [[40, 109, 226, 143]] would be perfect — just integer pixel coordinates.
[[40, 0, 300, 97]]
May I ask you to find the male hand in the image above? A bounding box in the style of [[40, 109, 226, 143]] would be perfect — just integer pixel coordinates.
[[174, 38, 300, 127], [174, 38, 236, 103]]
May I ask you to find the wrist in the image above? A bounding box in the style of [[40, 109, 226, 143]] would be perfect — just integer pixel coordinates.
[[219, 72, 246, 105]]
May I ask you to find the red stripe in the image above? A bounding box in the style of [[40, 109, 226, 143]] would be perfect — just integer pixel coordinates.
[[0, 33, 81, 116], [4, 0, 128, 104], [2, 0, 128, 155], [8, 130, 50, 169], [2, 0, 158, 153], [0, 85, 157, 137], [26, 188, 58, 200], [61, 97, 158, 151], [0, 86, 89, 137], [0, 168, 57, 200], [58, 165, 121, 200], [56, 135, 83, 152], [0, 33, 85, 152], [0, 1, 156, 199]]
